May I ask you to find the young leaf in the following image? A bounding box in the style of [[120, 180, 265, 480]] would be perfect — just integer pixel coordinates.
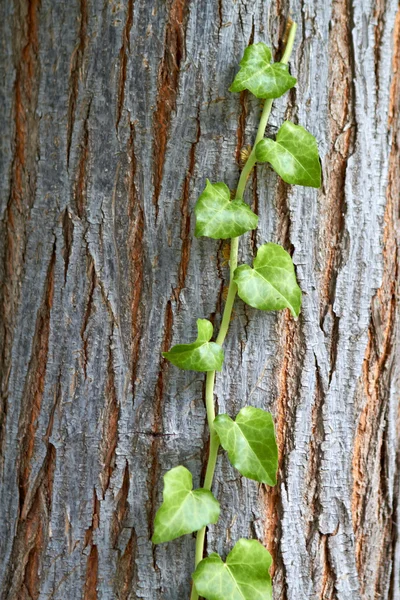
[[233, 243, 301, 318], [192, 538, 273, 600], [152, 466, 220, 544], [163, 319, 224, 372], [214, 406, 277, 485], [255, 121, 321, 187], [195, 180, 258, 239], [229, 42, 296, 99]]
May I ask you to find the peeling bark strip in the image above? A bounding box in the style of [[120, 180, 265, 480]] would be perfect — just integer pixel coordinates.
[[0, 1, 399, 599]]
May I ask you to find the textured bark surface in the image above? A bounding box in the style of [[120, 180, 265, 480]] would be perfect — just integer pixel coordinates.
[[0, 0, 399, 599]]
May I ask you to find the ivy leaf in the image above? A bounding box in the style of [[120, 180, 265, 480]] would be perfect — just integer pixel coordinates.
[[195, 180, 258, 239], [214, 407, 277, 485], [229, 43, 296, 99], [255, 121, 321, 187], [152, 466, 220, 544], [192, 538, 273, 600], [233, 243, 301, 318], [163, 319, 224, 372]]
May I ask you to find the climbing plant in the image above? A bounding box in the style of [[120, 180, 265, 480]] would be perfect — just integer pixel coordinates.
[[152, 21, 321, 599]]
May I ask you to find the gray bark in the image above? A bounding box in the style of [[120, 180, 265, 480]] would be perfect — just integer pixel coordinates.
[[0, 0, 399, 599]]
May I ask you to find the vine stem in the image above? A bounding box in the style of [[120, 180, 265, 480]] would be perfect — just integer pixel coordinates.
[[190, 20, 297, 600]]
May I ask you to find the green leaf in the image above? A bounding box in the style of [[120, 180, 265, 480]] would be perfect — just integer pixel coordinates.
[[233, 243, 301, 318], [229, 43, 296, 99], [152, 466, 220, 544], [255, 121, 321, 187], [192, 538, 273, 600], [214, 407, 278, 485], [163, 319, 224, 372], [195, 180, 258, 239]]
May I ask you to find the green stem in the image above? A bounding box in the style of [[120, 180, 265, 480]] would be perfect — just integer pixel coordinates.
[[235, 99, 272, 200], [190, 21, 297, 600], [281, 20, 297, 66]]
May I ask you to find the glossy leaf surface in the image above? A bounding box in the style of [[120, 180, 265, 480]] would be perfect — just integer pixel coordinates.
[[214, 407, 278, 485], [193, 538, 273, 600], [195, 180, 258, 239], [152, 466, 220, 544], [256, 121, 321, 187], [163, 319, 224, 372], [229, 43, 296, 99], [233, 243, 301, 318]]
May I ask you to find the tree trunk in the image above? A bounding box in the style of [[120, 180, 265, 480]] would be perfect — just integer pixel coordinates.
[[0, 0, 399, 599]]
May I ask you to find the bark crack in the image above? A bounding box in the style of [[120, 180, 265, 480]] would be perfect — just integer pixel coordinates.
[[152, 0, 190, 219], [67, 0, 88, 167]]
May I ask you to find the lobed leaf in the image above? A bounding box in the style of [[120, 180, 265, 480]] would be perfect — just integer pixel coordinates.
[[152, 466, 220, 544], [256, 121, 321, 187], [214, 407, 278, 485], [192, 538, 273, 600], [229, 42, 296, 99], [233, 243, 301, 318], [163, 319, 224, 372], [195, 180, 258, 239]]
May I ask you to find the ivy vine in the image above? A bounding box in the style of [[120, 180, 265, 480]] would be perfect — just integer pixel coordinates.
[[152, 20, 321, 600]]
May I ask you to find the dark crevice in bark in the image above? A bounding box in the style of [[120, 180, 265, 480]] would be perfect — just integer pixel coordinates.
[[146, 300, 174, 547], [61, 208, 74, 285], [116, 0, 134, 130], [319, 534, 336, 600], [305, 356, 325, 550], [18, 241, 56, 520], [111, 462, 130, 548], [80, 253, 97, 379], [235, 91, 247, 167], [275, 177, 294, 256], [388, 448, 400, 600], [83, 545, 98, 600], [265, 312, 305, 595], [67, 0, 88, 167], [352, 8, 400, 591], [173, 106, 201, 305], [250, 168, 259, 257], [4, 430, 56, 599], [127, 122, 145, 395], [217, 0, 223, 33], [152, 0, 190, 219], [20, 442, 56, 600], [100, 330, 120, 497], [320, 0, 357, 383], [115, 526, 137, 600], [216, 240, 229, 305], [372, 0, 387, 112], [73, 99, 91, 219], [0, 0, 41, 470], [83, 489, 100, 600]]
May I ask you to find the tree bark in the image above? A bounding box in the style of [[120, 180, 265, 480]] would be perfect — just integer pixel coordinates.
[[0, 0, 399, 599]]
